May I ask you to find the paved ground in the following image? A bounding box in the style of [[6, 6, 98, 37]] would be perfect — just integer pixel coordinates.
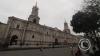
[[0, 47, 74, 56]]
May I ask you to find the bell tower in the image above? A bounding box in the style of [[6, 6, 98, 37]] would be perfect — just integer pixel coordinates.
[[63, 20, 70, 33], [28, 1, 40, 24]]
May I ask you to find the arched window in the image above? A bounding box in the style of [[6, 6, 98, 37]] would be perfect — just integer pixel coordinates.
[[55, 38, 58, 45], [47, 32, 48, 35], [33, 19, 36, 23], [16, 24, 20, 28], [32, 34, 35, 38], [10, 35, 18, 45]]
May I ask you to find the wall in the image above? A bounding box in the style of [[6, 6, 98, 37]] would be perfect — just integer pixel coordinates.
[[0, 23, 7, 43]]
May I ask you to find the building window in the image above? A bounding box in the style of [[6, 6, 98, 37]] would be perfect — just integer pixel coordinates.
[[32, 34, 35, 38], [47, 32, 48, 34], [54, 38, 58, 45], [16, 24, 20, 28], [10, 35, 18, 45], [33, 19, 36, 23]]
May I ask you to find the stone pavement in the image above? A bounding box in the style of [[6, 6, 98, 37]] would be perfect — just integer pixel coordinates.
[[0, 47, 73, 56]]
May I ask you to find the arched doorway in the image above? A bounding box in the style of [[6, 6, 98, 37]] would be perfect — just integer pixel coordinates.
[[55, 38, 58, 45], [10, 35, 18, 45]]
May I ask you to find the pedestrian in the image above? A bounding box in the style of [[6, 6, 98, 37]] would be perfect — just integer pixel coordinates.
[[40, 47, 43, 51], [75, 47, 82, 56]]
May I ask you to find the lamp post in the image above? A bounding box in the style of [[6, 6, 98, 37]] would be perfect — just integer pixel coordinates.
[[71, 45, 74, 56]]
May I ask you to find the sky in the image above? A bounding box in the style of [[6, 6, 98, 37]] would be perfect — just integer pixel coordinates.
[[0, 0, 83, 34]]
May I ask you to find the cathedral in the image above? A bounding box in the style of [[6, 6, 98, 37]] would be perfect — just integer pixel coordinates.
[[0, 3, 79, 47]]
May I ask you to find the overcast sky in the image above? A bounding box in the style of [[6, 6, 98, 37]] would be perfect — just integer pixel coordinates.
[[0, 0, 83, 34]]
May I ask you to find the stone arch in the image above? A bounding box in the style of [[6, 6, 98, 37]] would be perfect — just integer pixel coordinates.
[[10, 35, 18, 45]]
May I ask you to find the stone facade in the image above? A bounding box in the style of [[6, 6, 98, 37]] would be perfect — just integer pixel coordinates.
[[0, 22, 7, 43], [0, 3, 80, 47]]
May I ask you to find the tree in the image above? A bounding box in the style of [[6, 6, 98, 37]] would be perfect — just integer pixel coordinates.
[[83, 0, 100, 13], [71, 11, 100, 33], [71, 0, 100, 56]]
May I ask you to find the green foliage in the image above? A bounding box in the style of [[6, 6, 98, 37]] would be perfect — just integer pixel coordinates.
[[71, 0, 100, 33], [71, 11, 100, 33], [71, 0, 100, 56]]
